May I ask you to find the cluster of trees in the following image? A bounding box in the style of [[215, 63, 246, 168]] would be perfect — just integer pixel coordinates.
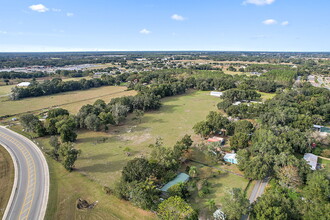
[[193, 111, 234, 138], [0, 52, 127, 68], [49, 137, 80, 171], [115, 136, 198, 219], [237, 128, 311, 180], [262, 69, 297, 86], [0, 71, 48, 79], [126, 69, 237, 92], [11, 77, 119, 100], [222, 89, 261, 102], [20, 109, 80, 171], [214, 171, 329, 220], [216, 88, 263, 119], [20, 108, 77, 142], [76, 93, 161, 131], [260, 85, 330, 131], [193, 112, 255, 152], [136, 82, 188, 98], [245, 64, 292, 73], [250, 171, 330, 220]]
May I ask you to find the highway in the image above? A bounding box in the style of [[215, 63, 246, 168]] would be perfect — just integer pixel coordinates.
[[0, 126, 49, 220]]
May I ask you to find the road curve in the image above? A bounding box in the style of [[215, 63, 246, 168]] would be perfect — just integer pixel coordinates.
[[0, 126, 49, 220]]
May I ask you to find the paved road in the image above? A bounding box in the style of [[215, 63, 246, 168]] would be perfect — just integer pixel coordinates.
[[249, 178, 268, 203], [241, 178, 269, 220], [0, 126, 49, 220]]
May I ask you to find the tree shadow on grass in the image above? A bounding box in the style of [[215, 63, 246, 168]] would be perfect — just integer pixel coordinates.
[[79, 153, 113, 161], [78, 158, 130, 174], [77, 135, 120, 144]]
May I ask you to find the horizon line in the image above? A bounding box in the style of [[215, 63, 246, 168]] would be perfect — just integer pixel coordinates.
[[0, 50, 330, 53]]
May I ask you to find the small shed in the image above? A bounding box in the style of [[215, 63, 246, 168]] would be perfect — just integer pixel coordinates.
[[207, 136, 224, 143], [160, 173, 190, 192], [233, 101, 242, 106], [224, 153, 238, 164], [303, 153, 318, 170], [320, 127, 330, 134], [17, 82, 31, 87], [210, 91, 223, 97], [313, 125, 323, 131]]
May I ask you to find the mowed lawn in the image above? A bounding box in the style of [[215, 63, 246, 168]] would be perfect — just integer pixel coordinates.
[[0, 85, 14, 96], [0, 86, 136, 116], [0, 145, 14, 219], [53, 91, 221, 187], [258, 91, 276, 101], [185, 163, 251, 218]]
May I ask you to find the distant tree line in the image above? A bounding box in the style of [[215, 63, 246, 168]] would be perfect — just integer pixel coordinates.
[[10, 77, 117, 100], [0, 71, 49, 79]]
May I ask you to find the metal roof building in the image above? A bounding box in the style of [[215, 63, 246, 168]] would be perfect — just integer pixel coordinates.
[[160, 173, 190, 192], [303, 153, 318, 170], [17, 82, 31, 87], [210, 91, 223, 97]]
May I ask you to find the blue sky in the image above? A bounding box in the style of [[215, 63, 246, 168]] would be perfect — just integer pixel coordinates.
[[0, 0, 329, 52]]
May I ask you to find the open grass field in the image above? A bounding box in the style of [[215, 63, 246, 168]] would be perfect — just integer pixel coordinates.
[[318, 157, 330, 176], [0, 85, 14, 96], [258, 91, 276, 101], [45, 157, 155, 220], [0, 145, 14, 219], [39, 91, 220, 188], [15, 90, 253, 219], [223, 70, 246, 75], [0, 86, 136, 116], [186, 163, 251, 218]]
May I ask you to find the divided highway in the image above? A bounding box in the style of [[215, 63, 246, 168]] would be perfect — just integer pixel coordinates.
[[0, 126, 49, 220]]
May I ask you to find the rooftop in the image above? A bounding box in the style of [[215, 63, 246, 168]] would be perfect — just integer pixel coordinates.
[[303, 153, 318, 170], [160, 173, 190, 192], [224, 153, 236, 160]]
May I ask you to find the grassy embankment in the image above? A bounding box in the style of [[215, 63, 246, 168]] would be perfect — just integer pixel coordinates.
[[0, 145, 14, 219]]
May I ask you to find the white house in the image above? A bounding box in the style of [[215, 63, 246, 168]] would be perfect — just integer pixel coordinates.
[[210, 91, 223, 97], [224, 153, 238, 164], [17, 82, 31, 87], [303, 153, 318, 170]]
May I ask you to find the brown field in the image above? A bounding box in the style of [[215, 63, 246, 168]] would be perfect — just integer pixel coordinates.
[[0, 86, 136, 116], [0, 145, 14, 219]]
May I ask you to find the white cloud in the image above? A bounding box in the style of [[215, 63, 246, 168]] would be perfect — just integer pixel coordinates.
[[139, 29, 151, 34], [0, 31, 7, 34], [29, 4, 49, 13], [52, 8, 61, 12], [66, 12, 74, 17], [281, 21, 289, 26], [171, 14, 185, 21], [243, 0, 275, 6], [262, 19, 277, 25]]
